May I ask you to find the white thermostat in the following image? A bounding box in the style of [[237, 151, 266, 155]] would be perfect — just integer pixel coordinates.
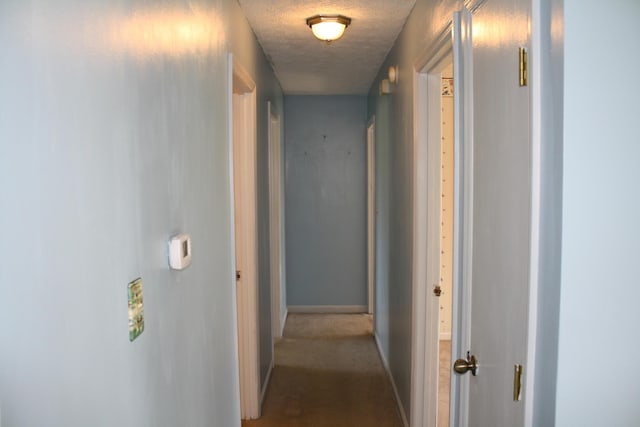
[[168, 233, 192, 270]]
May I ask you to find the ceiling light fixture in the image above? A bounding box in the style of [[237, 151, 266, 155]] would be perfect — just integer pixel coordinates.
[[306, 15, 351, 42]]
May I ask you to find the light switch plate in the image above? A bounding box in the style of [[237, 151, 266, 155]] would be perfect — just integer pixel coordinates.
[[127, 278, 144, 342]]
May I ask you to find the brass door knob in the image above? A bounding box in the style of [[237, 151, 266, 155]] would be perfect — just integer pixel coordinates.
[[454, 351, 478, 376]]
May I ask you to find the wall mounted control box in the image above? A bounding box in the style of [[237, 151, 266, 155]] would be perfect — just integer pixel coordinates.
[[168, 233, 192, 270]]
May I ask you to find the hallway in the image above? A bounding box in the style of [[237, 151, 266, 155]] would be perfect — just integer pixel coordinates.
[[2, 0, 639, 425], [242, 314, 403, 427]]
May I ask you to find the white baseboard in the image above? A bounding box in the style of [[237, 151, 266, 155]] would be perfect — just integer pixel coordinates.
[[260, 356, 274, 412], [439, 332, 451, 341], [280, 309, 288, 337], [375, 333, 409, 427], [287, 305, 368, 314]]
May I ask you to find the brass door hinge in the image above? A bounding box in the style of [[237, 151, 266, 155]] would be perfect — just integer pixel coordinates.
[[433, 285, 442, 297], [519, 47, 528, 87], [514, 364, 523, 401]]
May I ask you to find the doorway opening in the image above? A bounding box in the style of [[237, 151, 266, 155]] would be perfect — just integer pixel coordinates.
[[231, 56, 260, 420], [410, 38, 456, 427], [418, 53, 456, 427], [437, 62, 455, 427]]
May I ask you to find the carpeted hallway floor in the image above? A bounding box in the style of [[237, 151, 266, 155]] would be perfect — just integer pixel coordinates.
[[242, 313, 404, 427], [438, 340, 451, 427]]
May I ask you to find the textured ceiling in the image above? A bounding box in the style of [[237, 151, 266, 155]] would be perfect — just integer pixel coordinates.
[[238, 0, 416, 95]]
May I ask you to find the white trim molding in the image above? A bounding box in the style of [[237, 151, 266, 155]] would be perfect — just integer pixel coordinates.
[[449, 8, 475, 427]]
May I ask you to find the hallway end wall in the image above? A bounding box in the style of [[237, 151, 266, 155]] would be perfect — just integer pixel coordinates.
[[284, 96, 368, 309]]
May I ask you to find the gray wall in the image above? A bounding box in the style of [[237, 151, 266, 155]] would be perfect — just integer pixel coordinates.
[[0, 1, 282, 425], [555, 0, 640, 424], [285, 96, 367, 308]]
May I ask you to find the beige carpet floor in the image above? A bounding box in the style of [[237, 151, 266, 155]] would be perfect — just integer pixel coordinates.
[[438, 340, 451, 427], [242, 314, 404, 427]]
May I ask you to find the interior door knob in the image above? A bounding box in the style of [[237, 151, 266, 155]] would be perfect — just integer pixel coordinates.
[[454, 351, 478, 376]]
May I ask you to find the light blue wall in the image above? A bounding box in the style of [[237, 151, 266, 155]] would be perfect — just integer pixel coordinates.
[[556, 0, 640, 424], [0, 1, 282, 425], [366, 0, 459, 417], [284, 96, 367, 307]]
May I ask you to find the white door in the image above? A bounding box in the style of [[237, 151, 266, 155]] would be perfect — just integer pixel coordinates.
[[456, 0, 532, 425], [367, 120, 376, 315], [232, 57, 261, 420], [268, 101, 284, 338]]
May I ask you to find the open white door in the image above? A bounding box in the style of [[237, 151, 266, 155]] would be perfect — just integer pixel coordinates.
[[268, 101, 285, 339], [231, 56, 261, 420], [452, 0, 533, 425], [367, 119, 375, 315]]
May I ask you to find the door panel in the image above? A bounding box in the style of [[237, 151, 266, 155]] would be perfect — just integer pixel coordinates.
[[466, 0, 531, 425], [232, 59, 260, 419]]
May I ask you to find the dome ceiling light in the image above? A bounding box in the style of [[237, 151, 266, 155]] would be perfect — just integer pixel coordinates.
[[306, 15, 352, 42]]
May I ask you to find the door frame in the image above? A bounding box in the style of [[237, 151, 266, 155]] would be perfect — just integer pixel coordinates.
[[230, 55, 261, 420], [367, 117, 376, 316], [410, 7, 475, 427], [268, 100, 286, 339]]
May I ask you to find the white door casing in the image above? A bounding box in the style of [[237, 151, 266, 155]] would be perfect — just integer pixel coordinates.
[[411, 21, 459, 427], [231, 56, 261, 420], [410, 7, 482, 427], [450, 8, 475, 427]]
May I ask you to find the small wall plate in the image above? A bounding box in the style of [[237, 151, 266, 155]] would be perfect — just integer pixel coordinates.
[[128, 278, 144, 342], [379, 78, 391, 95]]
